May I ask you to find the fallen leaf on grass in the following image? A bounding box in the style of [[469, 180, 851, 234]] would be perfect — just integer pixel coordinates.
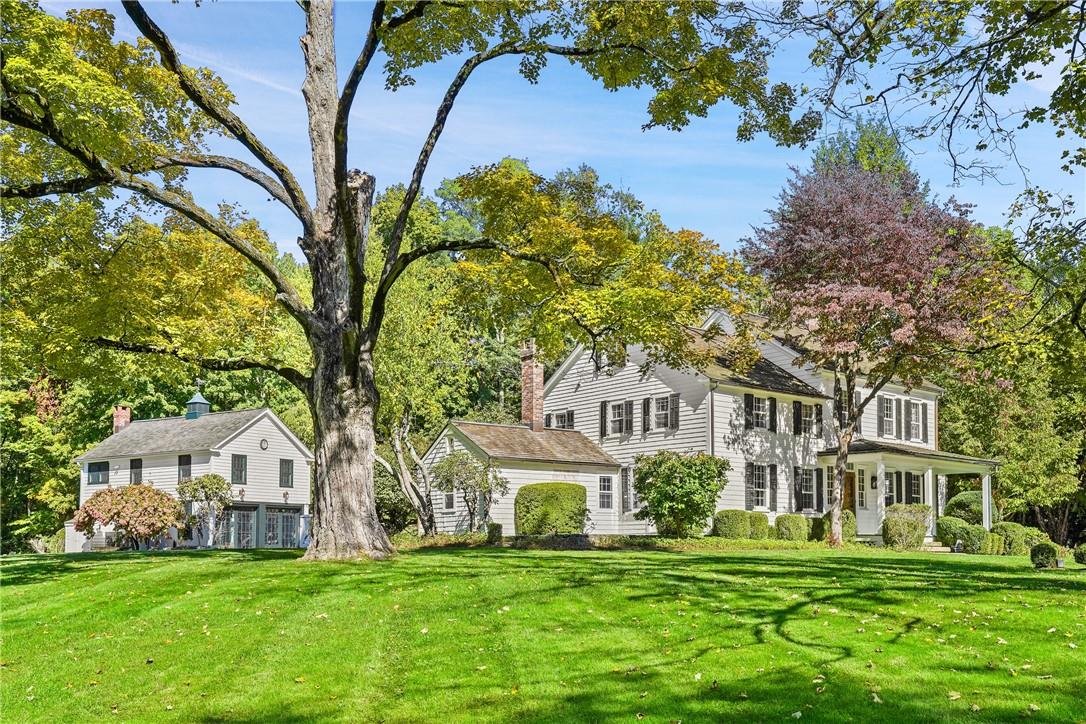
[[948, 691, 961, 700], [294, 676, 305, 684]]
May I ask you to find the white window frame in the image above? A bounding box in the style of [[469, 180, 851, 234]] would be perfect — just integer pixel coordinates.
[[554, 410, 573, 430], [87, 461, 109, 485], [654, 396, 670, 430], [752, 397, 769, 429], [751, 464, 768, 508], [445, 435, 454, 455], [611, 402, 628, 435], [909, 471, 922, 503], [598, 476, 613, 509], [857, 468, 867, 509], [880, 397, 895, 437], [800, 468, 815, 510], [801, 403, 815, 434], [908, 401, 922, 440]]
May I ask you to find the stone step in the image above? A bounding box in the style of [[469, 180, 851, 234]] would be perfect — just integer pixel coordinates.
[[922, 545, 952, 553]]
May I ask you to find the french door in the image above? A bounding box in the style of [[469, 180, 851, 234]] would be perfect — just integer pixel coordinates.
[[265, 507, 301, 548]]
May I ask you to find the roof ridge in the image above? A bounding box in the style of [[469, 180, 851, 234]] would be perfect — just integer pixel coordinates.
[[130, 407, 267, 423]]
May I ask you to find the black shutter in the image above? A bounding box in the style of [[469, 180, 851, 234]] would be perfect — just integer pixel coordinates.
[[599, 401, 608, 438], [792, 401, 802, 435], [894, 399, 903, 439], [624, 400, 634, 435], [769, 464, 778, 512], [903, 401, 913, 441], [895, 471, 903, 503], [853, 391, 862, 434], [642, 398, 651, 433], [568, 409, 574, 429], [921, 403, 928, 443], [876, 395, 885, 436], [545, 413, 553, 428], [793, 466, 803, 510], [669, 393, 680, 429], [768, 397, 777, 432], [815, 404, 823, 437], [816, 467, 824, 511], [744, 394, 754, 430], [745, 462, 754, 511]]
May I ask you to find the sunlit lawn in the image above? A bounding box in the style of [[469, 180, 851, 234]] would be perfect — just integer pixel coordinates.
[[2, 545, 1084, 722]]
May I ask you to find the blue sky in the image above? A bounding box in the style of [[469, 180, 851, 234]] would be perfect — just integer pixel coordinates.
[[46, 1, 1084, 257]]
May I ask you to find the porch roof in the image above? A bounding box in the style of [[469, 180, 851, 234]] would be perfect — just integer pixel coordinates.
[[818, 439, 997, 468]]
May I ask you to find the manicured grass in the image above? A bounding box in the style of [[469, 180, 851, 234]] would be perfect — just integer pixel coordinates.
[[2, 546, 1084, 723]]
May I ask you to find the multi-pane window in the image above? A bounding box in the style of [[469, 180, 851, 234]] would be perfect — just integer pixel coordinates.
[[857, 468, 867, 509], [553, 410, 575, 430], [801, 404, 816, 434], [178, 454, 192, 482], [909, 472, 922, 503], [800, 468, 816, 510], [654, 396, 671, 429], [444, 492, 455, 509], [880, 398, 895, 436], [885, 473, 895, 507], [751, 464, 768, 508], [279, 459, 294, 488], [598, 476, 613, 509], [752, 397, 769, 429], [88, 461, 109, 485], [611, 403, 629, 435], [908, 401, 922, 440], [129, 458, 142, 484], [231, 454, 247, 485]]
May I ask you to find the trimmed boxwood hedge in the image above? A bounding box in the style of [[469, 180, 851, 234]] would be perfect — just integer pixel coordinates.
[[748, 512, 770, 540], [1073, 543, 1086, 566], [513, 483, 588, 535], [935, 516, 970, 548], [713, 510, 750, 539], [882, 504, 931, 550], [982, 532, 1005, 555], [1031, 541, 1060, 569], [775, 514, 808, 542], [990, 522, 1031, 555]]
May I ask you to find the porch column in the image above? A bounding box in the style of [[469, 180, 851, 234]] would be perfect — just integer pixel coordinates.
[[875, 458, 887, 525], [925, 466, 935, 535], [981, 473, 993, 530]]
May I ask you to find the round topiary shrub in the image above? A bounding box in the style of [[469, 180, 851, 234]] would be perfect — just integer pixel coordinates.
[[811, 510, 857, 542], [991, 522, 1029, 555], [935, 516, 970, 548], [513, 483, 588, 536], [1073, 543, 1086, 566], [957, 523, 988, 554], [1021, 526, 1051, 550], [775, 514, 809, 542], [982, 532, 1005, 555], [748, 512, 769, 540], [713, 509, 750, 539], [1031, 541, 1060, 569], [882, 504, 932, 550], [944, 490, 985, 525]]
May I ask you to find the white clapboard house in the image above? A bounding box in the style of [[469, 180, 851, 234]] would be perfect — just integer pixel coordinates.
[[65, 392, 313, 552], [424, 315, 997, 541]]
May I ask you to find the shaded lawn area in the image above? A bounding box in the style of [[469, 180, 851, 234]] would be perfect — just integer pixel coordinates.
[[1, 547, 1084, 723]]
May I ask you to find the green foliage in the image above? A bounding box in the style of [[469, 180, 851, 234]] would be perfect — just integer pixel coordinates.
[[513, 483, 588, 536], [775, 514, 809, 542], [813, 119, 913, 182], [1031, 542, 1060, 569], [957, 524, 989, 555], [72, 484, 184, 548], [748, 512, 769, 540], [936, 516, 971, 548], [882, 504, 932, 550], [373, 462, 416, 536], [1021, 526, 1052, 550], [633, 451, 730, 537], [982, 533, 1005, 556], [176, 473, 232, 545], [991, 522, 1030, 556], [810, 510, 857, 542], [486, 522, 503, 544], [712, 510, 750, 540], [1073, 544, 1086, 566], [431, 452, 509, 532], [944, 491, 986, 525]]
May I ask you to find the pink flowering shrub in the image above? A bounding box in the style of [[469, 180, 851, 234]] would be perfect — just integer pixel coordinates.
[[73, 484, 185, 547]]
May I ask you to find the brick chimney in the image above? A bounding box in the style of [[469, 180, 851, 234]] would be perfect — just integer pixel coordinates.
[[113, 405, 131, 434], [520, 339, 544, 432]]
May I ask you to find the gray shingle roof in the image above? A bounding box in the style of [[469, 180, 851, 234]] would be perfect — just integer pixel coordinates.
[[76, 408, 268, 461], [818, 439, 997, 466], [705, 355, 828, 399], [451, 421, 619, 467]]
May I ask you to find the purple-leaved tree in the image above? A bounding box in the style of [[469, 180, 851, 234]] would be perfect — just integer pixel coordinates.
[[744, 164, 1016, 545]]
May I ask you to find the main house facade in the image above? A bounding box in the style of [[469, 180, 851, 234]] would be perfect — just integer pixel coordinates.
[[65, 392, 314, 552], [425, 317, 996, 541]]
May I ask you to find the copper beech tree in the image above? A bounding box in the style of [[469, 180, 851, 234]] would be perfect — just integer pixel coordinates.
[[0, 2, 797, 559], [744, 164, 1018, 546]]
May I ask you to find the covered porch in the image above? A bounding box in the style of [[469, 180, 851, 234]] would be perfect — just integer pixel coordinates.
[[818, 440, 998, 540]]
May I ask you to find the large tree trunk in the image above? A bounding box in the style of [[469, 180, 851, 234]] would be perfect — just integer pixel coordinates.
[[303, 349, 393, 560]]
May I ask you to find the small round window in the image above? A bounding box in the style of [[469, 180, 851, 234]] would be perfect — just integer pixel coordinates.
[[259, 438, 269, 450]]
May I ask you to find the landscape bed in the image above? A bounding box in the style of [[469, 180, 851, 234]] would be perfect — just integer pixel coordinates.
[[2, 547, 1084, 722]]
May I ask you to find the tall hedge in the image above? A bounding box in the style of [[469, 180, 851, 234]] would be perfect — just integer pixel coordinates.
[[513, 483, 589, 535], [991, 522, 1029, 555]]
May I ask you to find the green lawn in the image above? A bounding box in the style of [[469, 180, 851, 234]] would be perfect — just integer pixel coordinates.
[[2, 546, 1084, 723]]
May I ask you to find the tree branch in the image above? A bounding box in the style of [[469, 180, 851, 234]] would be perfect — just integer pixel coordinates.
[[90, 336, 311, 393], [121, 0, 313, 235]]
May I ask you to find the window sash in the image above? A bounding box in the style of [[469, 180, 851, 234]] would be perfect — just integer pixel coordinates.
[[881, 398, 894, 434], [654, 397, 670, 429], [857, 469, 867, 508], [231, 454, 247, 485], [279, 459, 294, 488], [88, 462, 109, 485], [610, 403, 627, 434], [801, 404, 815, 434], [800, 469, 815, 509], [129, 459, 142, 484], [752, 397, 768, 428], [751, 464, 767, 508], [909, 402, 922, 440], [909, 472, 922, 502], [598, 476, 613, 509], [444, 492, 455, 509], [178, 454, 192, 482]]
